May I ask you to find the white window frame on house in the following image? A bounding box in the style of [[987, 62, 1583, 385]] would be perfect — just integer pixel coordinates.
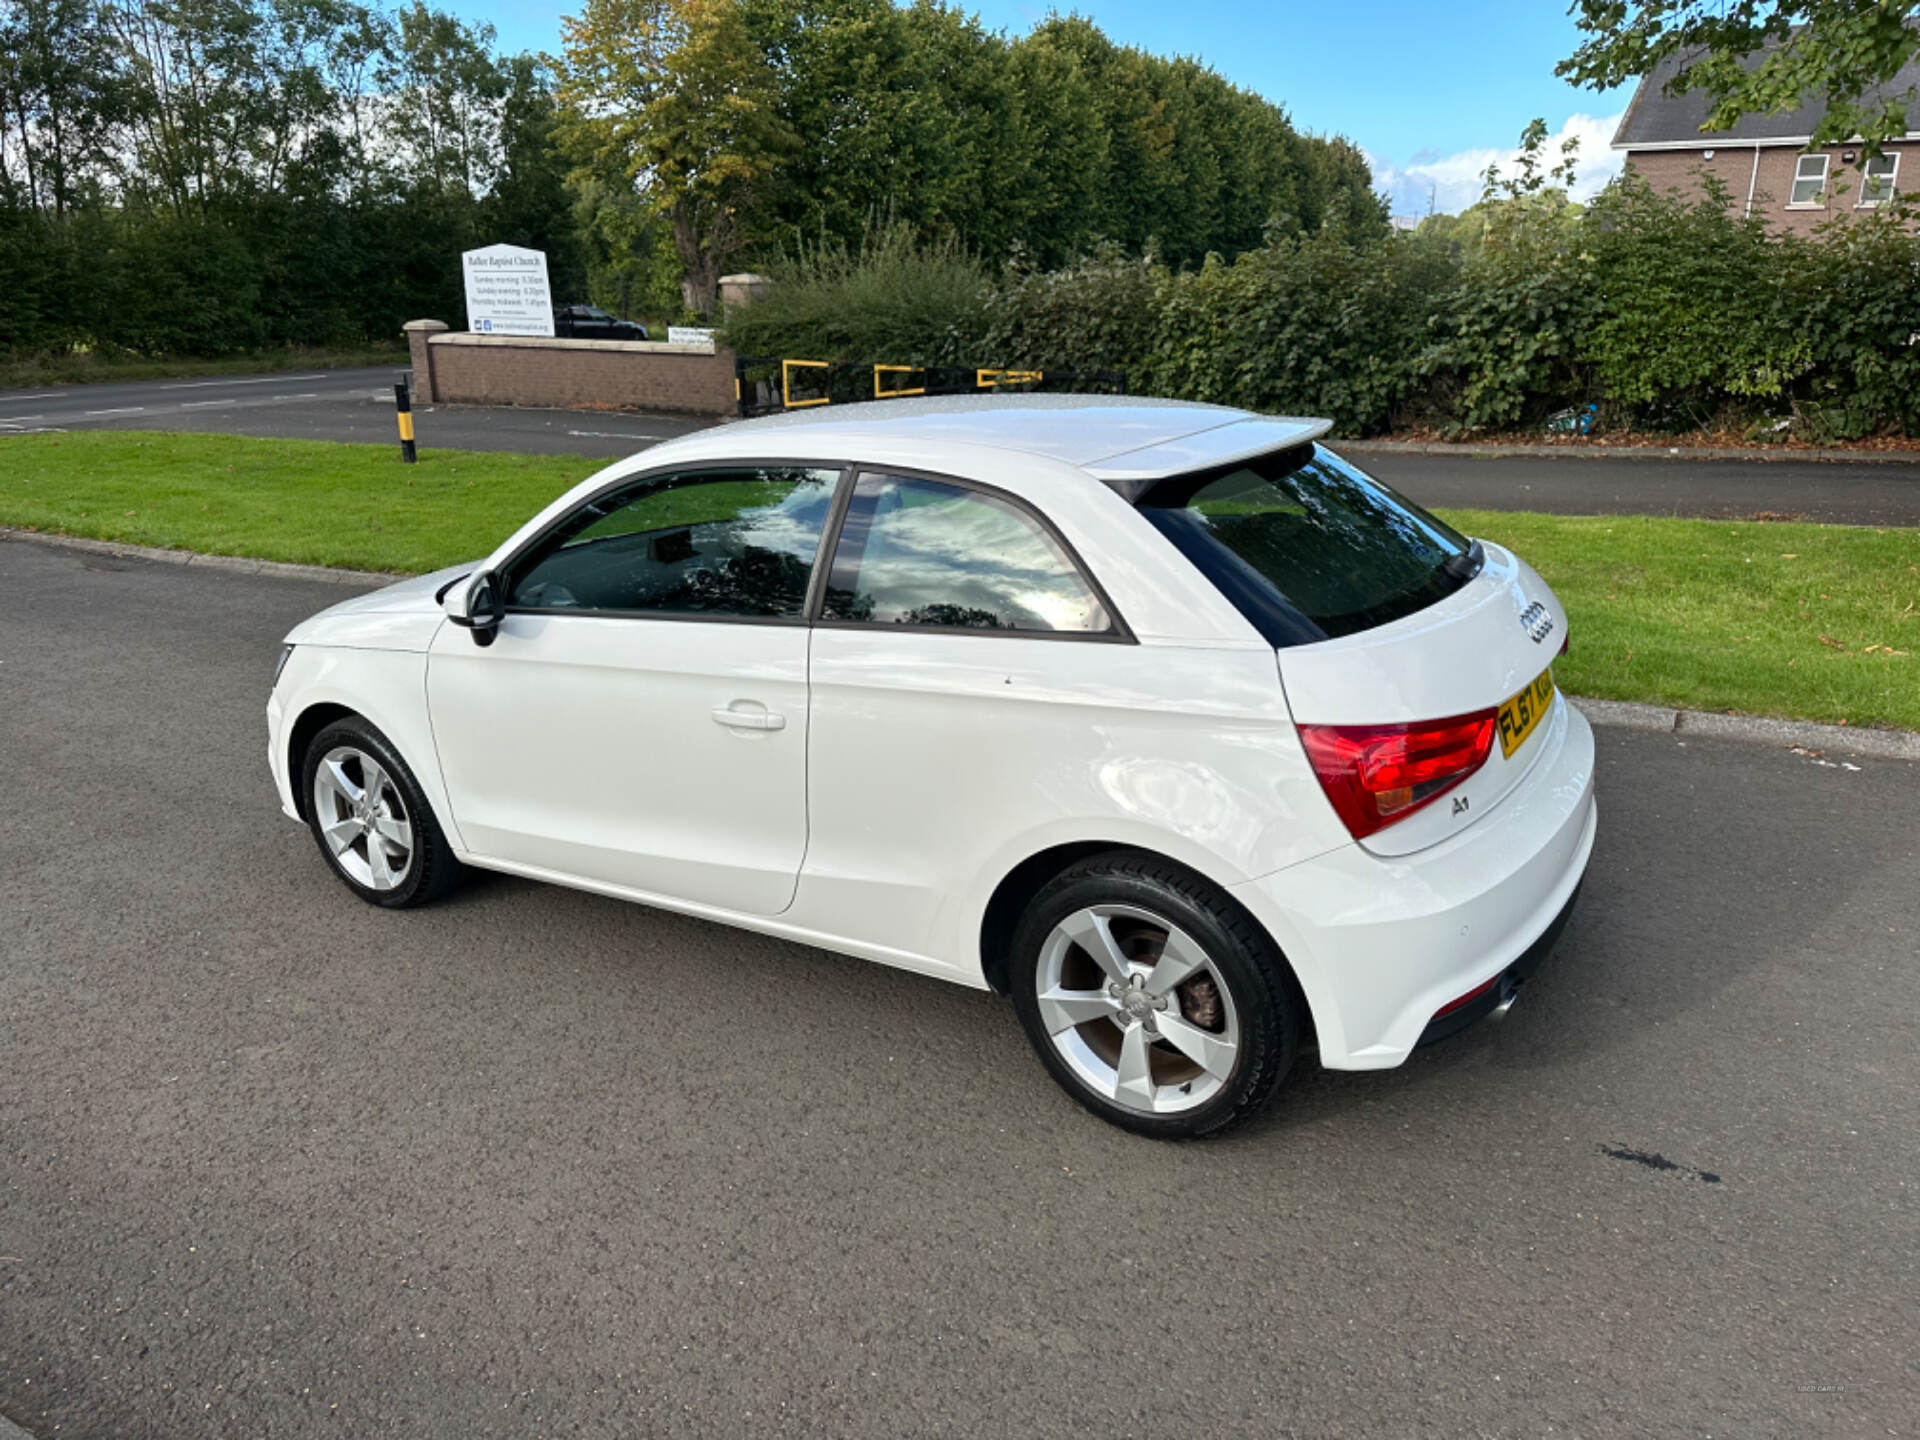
[[1858, 151, 1899, 207], [1789, 153, 1829, 207]]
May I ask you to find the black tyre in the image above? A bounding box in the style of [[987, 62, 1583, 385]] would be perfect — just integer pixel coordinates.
[[300, 716, 464, 909], [1009, 851, 1300, 1139]]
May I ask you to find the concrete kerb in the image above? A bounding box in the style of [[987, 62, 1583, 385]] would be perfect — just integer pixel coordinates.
[[5, 524, 1916, 763], [2, 1415, 36, 1440], [1571, 696, 1920, 763], [1337, 438, 1920, 466], [0, 527, 402, 588]]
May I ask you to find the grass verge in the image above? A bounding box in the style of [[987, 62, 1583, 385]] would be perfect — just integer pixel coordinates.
[[3, 431, 1915, 731], [1453, 509, 1917, 732], [0, 430, 594, 573], [0, 346, 409, 390]]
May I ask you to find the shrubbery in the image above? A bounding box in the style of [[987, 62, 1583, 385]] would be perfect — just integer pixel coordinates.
[[720, 226, 992, 367], [721, 176, 1920, 440]]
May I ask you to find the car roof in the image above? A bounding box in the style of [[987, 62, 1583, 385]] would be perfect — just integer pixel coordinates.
[[717, 394, 1332, 486]]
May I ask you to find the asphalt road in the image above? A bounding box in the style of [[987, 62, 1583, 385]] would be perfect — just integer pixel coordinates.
[[5, 368, 1920, 525], [3, 536, 1916, 1438], [0, 368, 714, 457], [1355, 447, 1920, 527]]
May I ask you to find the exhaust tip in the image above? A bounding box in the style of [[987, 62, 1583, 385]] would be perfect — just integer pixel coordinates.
[[1490, 981, 1519, 1022]]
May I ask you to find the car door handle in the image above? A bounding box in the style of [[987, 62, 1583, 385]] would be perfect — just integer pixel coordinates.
[[711, 704, 786, 731]]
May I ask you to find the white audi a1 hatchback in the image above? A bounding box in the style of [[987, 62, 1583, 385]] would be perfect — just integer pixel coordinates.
[[268, 395, 1595, 1137]]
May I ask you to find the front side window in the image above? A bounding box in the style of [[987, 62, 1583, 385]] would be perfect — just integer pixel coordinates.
[[1137, 444, 1475, 646], [1859, 152, 1899, 206], [506, 467, 839, 618], [1791, 153, 1829, 205], [822, 473, 1114, 634]]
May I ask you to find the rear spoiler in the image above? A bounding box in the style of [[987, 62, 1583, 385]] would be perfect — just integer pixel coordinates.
[[1088, 417, 1334, 499]]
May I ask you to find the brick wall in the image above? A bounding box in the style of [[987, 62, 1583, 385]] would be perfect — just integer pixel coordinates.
[[404, 327, 738, 416], [1624, 141, 1918, 236]]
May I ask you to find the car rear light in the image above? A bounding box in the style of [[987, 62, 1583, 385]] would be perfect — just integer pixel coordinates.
[[1298, 709, 1498, 840]]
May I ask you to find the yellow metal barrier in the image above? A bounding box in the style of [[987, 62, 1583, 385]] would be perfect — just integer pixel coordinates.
[[781, 359, 831, 408], [976, 369, 1044, 389], [873, 364, 926, 399]]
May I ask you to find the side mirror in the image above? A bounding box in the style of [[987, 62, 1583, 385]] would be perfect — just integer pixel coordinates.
[[445, 570, 504, 647]]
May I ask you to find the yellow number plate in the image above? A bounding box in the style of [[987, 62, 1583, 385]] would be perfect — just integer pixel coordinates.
[[1497, 668, 1556, 759]]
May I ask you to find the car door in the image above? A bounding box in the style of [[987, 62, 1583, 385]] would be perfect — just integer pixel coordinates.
[[427, 464, 844, 916]]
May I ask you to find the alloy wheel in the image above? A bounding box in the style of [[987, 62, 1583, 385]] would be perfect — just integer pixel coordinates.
[[1034, 903, 1241, 1114], [312, 744, 415, 892]]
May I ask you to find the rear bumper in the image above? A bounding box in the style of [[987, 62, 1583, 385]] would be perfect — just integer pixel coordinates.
[[1414, 878, 1581, 1048], [1230, 695, 1596, 1070]]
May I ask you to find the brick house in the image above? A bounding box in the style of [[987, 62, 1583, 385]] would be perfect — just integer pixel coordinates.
[[1613, 49, 1919, 233]]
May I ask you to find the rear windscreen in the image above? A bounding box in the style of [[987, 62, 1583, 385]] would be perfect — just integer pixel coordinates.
[[1136, 444, 1476, 646]]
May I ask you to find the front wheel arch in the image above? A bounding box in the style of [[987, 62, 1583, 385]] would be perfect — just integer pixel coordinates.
[[286, 702, 355, 821]]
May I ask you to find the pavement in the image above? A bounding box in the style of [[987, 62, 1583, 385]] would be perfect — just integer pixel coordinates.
[[3, 537, 1917, 1438], [5, 368, 1920, 525]]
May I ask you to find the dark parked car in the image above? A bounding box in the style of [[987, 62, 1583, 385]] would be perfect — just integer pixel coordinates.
[[553, 304, 649, 342]]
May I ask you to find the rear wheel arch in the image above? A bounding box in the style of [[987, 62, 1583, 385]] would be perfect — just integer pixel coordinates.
[[980, 842, 1114, 995], [979, 843, 1318, 1051]]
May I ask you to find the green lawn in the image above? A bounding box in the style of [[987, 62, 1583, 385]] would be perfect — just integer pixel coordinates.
[[0, 430, 595, 573], [3, 431, 1915, 731], [0, 346, 410, 390], [1457, 509, 1918, 732]]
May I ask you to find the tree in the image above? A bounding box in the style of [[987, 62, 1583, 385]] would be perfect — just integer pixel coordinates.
[[379, 1, 506, 199], [739, 0, 935, 252], [483, 53, 586, 298], [555, 0, 795, 314], [1560, 1, 1920, 154], [2, 0, 126, 215]]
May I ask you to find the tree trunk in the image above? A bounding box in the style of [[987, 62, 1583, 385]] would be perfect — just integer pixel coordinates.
[[668, 200, 720, 317], [16, 98, 41, 213]]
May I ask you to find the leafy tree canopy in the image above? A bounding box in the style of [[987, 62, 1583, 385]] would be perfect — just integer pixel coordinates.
[[1560, 1, 1920, 152]]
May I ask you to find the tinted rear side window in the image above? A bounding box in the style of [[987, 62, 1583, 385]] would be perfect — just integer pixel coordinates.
[[1137, 445, 1475, 645], [822, 473, 1114, 634]]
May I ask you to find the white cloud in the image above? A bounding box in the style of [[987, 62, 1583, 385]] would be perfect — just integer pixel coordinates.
[[1368, 113, 1627, 218]]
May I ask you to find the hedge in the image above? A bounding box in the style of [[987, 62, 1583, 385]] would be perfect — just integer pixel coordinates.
[[721, 178, 1920, 440]]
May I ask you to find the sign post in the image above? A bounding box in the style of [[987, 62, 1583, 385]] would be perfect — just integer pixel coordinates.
[[461, 244, 554, 337]]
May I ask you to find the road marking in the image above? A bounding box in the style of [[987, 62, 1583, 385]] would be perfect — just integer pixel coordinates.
[[178, 400, 236, 409], [567, 429, 667, 440], [0, 414, 45, 423], [272, 393, 320, 401], [158, 373, 329, 390], [0, 392, 63, 402], [84, 407, 146, 416]]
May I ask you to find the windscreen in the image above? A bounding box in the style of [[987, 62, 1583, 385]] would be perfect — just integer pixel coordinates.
[[1136, 444, 1476, 646]]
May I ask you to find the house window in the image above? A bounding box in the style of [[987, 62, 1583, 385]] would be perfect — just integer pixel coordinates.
[[1859, 152, 1899, 207], [1789, 153, 1829, 206]]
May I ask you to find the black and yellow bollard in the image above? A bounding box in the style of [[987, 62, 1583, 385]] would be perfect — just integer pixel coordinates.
[[394, 380, 417, 463]]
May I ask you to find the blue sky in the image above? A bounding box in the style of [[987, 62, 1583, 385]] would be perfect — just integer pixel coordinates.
[[451, 1, 1631, 214]]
